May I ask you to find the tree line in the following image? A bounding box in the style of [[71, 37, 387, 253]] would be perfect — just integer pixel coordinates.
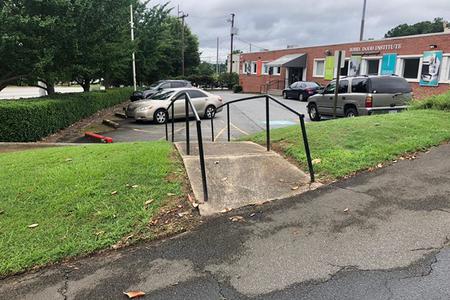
[[385, 18, 447, 38], [0, 1, 200, 93]]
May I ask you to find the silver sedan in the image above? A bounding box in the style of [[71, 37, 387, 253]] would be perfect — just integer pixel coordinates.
[[125, 88, 223, 123]]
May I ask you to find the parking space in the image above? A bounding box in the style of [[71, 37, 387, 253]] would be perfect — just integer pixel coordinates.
[[102, 91, 310, 142]]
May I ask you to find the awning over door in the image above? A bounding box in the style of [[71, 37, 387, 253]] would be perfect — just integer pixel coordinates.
[[267, 53, 307, 68]]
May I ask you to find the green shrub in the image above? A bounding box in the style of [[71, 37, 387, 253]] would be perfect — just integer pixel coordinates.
[[233, 85, 243, 93], [218, 73, 239, 89], [0, 88, 132, 142], [411, 91, 450, 111]]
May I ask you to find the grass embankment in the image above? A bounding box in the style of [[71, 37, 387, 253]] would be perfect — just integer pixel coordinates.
[[247, 107, 450, 180], [0, 142, 183, 276]]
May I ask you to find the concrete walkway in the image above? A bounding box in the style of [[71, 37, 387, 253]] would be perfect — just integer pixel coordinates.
[[1, 143, 450, 299], [176, 141, 316, 215]]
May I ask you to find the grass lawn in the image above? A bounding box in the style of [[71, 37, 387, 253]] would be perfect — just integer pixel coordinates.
[[0, 142, 183, 276], [247, 109, 450, 180]]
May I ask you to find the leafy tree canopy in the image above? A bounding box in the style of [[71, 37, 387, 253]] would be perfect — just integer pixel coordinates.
[[385, 18, 446, 38]]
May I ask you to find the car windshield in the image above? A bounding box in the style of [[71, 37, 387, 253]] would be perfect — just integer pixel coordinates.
[[148, 81, 162, 88], [149, 90, 174, 100]]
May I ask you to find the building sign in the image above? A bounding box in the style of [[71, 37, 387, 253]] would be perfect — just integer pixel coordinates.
[[420, 51, 443, 87], [349, 56, 362, 76], [324, 56, 335, 80], [349, 43, 401, 53], [380, 53, 398, 75]]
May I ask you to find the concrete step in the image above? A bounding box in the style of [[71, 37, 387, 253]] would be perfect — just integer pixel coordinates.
[[175, 141, 319, 215]]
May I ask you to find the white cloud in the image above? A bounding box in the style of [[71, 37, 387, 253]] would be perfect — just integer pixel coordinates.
[[147, 0, 450, 61]]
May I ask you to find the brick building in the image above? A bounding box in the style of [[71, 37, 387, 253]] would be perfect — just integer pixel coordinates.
[[239, 32, 450, 98]]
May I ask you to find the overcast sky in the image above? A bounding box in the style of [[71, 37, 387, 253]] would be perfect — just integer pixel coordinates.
[[148, 0, 449, 63]]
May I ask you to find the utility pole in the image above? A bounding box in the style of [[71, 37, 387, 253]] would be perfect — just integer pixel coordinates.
[[359, 0, 367, 41], [216, 37, 219, 75], [130, 4, 137, 91], [179, 11, 188, 76], [333, 50, 343, 119], [229, 13, 235, 75]]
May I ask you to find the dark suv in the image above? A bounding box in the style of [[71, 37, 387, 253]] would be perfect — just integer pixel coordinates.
[[307, 76, 412, 121], [130, 80, 192, 101]]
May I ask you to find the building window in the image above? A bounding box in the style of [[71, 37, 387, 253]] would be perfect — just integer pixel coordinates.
[[313, 60, 325, 77], [272, 66, 281, 75], [262, 62, 269, 75], [251, 62, 257, 74], [340, 60, 349, 76], [447, 58, 450, 81], [402, 58, 420, 79], [367, 60, 380, 75]]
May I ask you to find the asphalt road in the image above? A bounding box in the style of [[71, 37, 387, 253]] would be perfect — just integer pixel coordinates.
[[2, 143, 450, 299], [101, 91, 310, 142]]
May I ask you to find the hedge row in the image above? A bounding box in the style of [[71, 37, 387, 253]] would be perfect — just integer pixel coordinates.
[[0, 88, 132, 142], [411, 90, 450, 111]]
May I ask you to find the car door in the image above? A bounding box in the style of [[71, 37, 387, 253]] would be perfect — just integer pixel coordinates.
[[336, 80, 349, 116], [187, 90, 209, 115], [172, 91, 187, 118], [317, 82, 336, 115], [297, 82, 307, 99], [285, 83, 295, 98]]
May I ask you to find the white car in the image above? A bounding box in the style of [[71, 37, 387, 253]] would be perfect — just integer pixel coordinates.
[[125, 88, 223, 123]]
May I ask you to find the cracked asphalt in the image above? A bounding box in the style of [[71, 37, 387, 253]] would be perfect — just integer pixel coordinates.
[[1, 143, 449, 299]]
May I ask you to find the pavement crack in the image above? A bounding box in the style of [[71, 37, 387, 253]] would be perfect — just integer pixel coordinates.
[[400, 252, 439, 280], [202, 269, 228, 299], [57, 268, 71, 300]]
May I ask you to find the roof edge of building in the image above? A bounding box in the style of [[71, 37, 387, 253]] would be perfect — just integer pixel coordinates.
[[241, 31, 450, 56]]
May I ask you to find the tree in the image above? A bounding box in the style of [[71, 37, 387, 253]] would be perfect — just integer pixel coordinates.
[[385, 18, 445, 38], [135, 4, 200, 85], [63, 0, 134, 92], [197, 62, 215, 76]]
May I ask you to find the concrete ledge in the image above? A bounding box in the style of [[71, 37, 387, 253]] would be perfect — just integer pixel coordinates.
[[176, 141, 318, 216]]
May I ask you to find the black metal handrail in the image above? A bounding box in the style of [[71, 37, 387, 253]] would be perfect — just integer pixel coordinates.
[[214, 94, 315, 182], [165, 92, 208, 202]]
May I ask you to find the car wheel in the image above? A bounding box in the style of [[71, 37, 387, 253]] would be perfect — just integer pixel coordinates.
[[153, 109, 168, 124], [345, 107, 358, 118], [298, 93, 304, 101], [282, 92, 288, 99], [308, 103, 321, 121], [204, 105, 216, 119]]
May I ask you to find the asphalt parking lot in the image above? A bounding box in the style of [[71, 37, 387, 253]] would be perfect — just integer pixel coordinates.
[[102, 91, 310, 142]]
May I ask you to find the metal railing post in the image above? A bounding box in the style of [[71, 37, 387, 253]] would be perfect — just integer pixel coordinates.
[[211, 117, 214, 142], [185, 93, 190, 155], [299, 116, 315, 182], [196, 120, 208, 202], [171, 104, 174, 142], [227, 104, 230, 142], [266, 95, 270, 151], [165, 117, 168, 141]]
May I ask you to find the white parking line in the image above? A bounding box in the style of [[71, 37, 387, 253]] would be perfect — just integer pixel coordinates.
[[231, 122, 249, 135], [214, 127, 226, 141]]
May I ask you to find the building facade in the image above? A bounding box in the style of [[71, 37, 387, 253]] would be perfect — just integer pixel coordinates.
[[227, 54, 241, 74], [239, 32, 450, 98]]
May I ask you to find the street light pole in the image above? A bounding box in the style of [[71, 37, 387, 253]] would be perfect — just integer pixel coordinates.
[[229, 13, 235, 75], [130, 4, 137, 91], [359, 0, 367, 41]]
